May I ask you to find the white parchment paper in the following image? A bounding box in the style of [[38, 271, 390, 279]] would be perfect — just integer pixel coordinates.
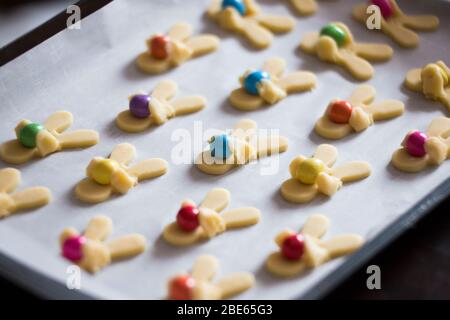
[[0, 0, 449, 299]]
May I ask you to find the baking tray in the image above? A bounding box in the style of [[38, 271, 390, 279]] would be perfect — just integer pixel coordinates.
[[0, 0, 449, 299]]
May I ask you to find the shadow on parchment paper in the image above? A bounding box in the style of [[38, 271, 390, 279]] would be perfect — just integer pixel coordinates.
[[400, 84, 450, 116]]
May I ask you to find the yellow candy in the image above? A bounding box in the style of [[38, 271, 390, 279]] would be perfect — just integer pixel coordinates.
[[296, 158, 325, 185], [89, 159, 119, 185]]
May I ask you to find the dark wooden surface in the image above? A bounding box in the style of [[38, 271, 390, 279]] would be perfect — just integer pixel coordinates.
[[0, 0, 449, 300]]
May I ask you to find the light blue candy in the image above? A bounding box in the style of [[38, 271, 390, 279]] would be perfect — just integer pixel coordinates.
[[221, 0, 246, 16], [210, 134, 232, 160], [244, 71, 270, 95]]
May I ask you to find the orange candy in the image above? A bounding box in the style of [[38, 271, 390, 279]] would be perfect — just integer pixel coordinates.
[[327, 100, 353, 124], [168, 275, 195, 300], [149, 34, 171, 60]]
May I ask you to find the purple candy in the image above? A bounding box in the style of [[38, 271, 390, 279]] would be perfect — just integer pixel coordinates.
[[62, 235, 86, 262], [405, 130, 428, 157], [371, 0, 393, 19], [129, 94, 151, 118]]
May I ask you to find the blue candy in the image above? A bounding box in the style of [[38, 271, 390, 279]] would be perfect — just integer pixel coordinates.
[[221, 0, 246, 16], [244, 71, 270, 95], [210, 134, 232, 160]]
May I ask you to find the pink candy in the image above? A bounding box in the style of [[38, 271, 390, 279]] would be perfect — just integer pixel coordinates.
[[62, 235, 86, 262], [371, 0, 393, 19], [405, 130, 428, 157]]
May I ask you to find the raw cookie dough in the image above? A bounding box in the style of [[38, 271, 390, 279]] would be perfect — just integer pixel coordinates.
[[0, 111, 99, 164], [0, 168, 51, 219], [136, 22, 219, 74], [207, 0, 295, 49], [281, 144, 371, 203], [405, 60, 450, 111], [60, 215, 147, 273], [116, 80, 206, 133], [75, 143, 168, 203], [229, 57, 316, 110], [196, 119, 288, 175], [167, 254, 254, 299], [353, 0, 439, 48], [300, 22, 393, 81], [287, 0, 322, 16], [391, 117, 450, 173], [315, 85, 404, 139], [266, 214, 364, 277], [163, 188, 260, 246]]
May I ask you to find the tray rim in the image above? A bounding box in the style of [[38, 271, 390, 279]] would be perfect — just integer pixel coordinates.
[[0, 0, 449, 300]]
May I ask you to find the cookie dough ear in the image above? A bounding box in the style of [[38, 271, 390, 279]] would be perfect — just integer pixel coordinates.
[[301, 214, 330, 238], [383, 22, 419, 48], [332, 161, 371, 183], [107, 234, 147, 260], [110, 143, 136, 165], [222, 207, 260, 228], [57, 130, 99, 149], [352, 43, 393, 61], [256, 15, 295, 33], [300, 32, 319, 53], [152, 80, 178, 101], [191, 254, 219, 281], [84, 215, 113, 241], [262, 57, 286, 78], [0, 168, 20, 193], [364, 100, 404, 121], [400, 14, 439, 31], [171, 95, 206, 116], [256, 135, 288, 158], [199, 188, 230, 212], [216, 272, 254, 299], [167, 22, 193, 41], [44, 111, 73, 133], [207, 0, 222, 17], [321, 234, 364, 258], [128, 158, 168, 181], [339, 50, 374, 81], [404, 68, 423, 91], [313, 144, 338, 167], [426, 116, 450, 137], [186, 35, 220, 57], [10, 187, 51, 212], [290, 0, 317, 16], [349, 85, 376, 105], [241, 21, 273, 49], [277, 71, 316, 93], [232, 119, 257, 141]]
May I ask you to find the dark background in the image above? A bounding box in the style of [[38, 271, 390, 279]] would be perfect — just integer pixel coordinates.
[[0, 0, 449, 299]]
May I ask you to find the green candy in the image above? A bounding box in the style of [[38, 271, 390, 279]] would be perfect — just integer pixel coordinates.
[[320, 24, 347, 47], [19, 123, 44, 148]]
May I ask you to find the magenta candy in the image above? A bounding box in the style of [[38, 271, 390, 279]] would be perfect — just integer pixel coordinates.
[[405, 130, 428, 157], [129, 94, 151, 118], [371, 0, 393, 19], [62, 236, 86, 262]]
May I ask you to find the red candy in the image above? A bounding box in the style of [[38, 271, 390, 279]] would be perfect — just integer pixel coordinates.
[[281, 234, 305, 261], [169, 275, 195, 300], [149, 34, 171, 60], [328, 100, 353, 124], [176, 204, 200, 231]]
